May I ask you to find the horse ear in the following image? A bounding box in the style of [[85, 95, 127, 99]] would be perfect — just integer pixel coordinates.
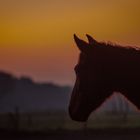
[[86, 34, 98, 45], [74, 34, 89, 53]]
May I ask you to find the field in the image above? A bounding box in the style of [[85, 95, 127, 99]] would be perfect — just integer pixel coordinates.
[[1, 111, 140, 139]]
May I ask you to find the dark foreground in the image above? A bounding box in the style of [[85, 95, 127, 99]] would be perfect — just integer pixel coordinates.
[[1, 128, 140, 140]]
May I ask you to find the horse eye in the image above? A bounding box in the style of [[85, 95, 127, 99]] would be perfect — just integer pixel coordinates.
[[74, 65, 80, 74]]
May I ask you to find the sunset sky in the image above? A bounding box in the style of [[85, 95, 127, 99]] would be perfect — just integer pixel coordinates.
[[0, 0, 140, 85]]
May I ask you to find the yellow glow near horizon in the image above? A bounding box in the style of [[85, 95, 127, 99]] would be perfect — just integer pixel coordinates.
[[1, 0, 140, 46]]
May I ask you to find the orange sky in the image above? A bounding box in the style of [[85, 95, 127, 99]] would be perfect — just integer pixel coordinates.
[[0, 0, 140, 85]]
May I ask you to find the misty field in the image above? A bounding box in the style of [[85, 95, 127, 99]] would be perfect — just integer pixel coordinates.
[[1, 111, 140, 131], [1, 111, 140, 139]]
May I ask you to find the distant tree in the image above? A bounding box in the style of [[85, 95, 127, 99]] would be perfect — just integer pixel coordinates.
[[0, 71, 16, 99]]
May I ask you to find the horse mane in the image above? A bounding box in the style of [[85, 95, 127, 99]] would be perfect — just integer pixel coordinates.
[[97, 40, 140, 53]]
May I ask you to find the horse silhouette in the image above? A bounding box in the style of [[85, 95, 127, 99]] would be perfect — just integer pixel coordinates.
[[69, 34, 140, 122]]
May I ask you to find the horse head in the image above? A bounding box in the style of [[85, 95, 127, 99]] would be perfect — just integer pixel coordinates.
[[69, 34, 113, 122]]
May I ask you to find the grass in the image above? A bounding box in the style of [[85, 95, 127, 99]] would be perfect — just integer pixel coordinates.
[[0, 111, 140, 131], [88, 112, 140, 129]]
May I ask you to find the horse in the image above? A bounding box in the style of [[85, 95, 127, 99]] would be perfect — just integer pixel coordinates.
[[69, 34, 140, 122]]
